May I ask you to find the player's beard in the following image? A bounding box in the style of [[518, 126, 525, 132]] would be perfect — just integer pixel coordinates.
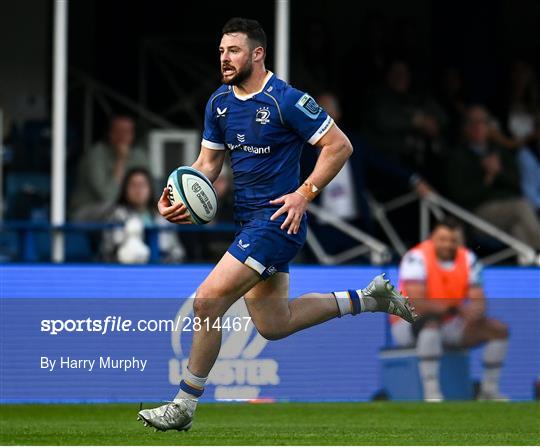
[[221, 60, 253, 86]]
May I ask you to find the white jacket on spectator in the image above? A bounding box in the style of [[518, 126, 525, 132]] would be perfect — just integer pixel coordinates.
[[102, 206, 186, 263]]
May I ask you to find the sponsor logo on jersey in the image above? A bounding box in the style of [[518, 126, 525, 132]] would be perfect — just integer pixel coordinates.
[[217, 107, 227, 117], [237, 133, 246, 143], [227, 143, 271, 154], [255, 107, 271, 125], [295, 93, 322, 119]]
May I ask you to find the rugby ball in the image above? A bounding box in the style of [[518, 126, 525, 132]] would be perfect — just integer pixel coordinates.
[[166, 166, 218, 224]]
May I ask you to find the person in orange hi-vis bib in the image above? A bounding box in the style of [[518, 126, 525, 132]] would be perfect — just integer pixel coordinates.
[[393, 217, 509, 401]]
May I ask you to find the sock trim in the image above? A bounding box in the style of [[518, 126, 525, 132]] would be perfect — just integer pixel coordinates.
[[331, 292, 342, 318], [180, 379, 204, 397], [347, 289, 361, 315]]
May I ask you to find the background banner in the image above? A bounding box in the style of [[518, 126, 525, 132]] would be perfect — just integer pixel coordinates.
[[1, 265, 539, 402]]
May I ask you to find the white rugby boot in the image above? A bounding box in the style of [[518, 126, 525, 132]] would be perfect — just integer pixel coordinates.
[[137, 398, 197, 432], [361, 273, 418, 323]]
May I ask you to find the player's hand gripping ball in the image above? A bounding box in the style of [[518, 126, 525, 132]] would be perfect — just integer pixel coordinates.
[[165, 166, 218, 224]]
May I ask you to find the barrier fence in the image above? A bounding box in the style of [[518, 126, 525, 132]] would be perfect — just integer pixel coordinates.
[[1, 265, 538, 403]]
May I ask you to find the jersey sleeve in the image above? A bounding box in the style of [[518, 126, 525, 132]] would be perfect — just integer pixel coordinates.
[[201, 96, 225, 150], [282, 88, 334, 145], [399, 250, 427, 282]]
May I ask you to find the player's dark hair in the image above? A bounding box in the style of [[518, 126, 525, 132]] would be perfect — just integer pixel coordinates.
[[222, 17, 267, 50], [432, 216, 463, 232]]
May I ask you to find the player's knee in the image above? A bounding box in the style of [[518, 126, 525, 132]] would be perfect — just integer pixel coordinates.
[[193, 295, 221, 320], [493, 320, 509, 339]]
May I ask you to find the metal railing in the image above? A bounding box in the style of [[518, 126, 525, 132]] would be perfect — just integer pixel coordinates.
[[306, 203, 391, 265], [369, 192, 538, 266], [0, 221, 236, 263], [69, 69, 178, 156]]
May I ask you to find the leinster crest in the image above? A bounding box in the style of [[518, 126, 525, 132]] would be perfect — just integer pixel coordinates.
[[255, 107, 271, 125]]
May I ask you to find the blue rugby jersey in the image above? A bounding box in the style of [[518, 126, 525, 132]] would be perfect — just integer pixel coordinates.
[[201, 71, 334, 221]]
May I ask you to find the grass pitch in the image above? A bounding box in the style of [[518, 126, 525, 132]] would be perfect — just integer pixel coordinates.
[[1, 402, 539, 445]]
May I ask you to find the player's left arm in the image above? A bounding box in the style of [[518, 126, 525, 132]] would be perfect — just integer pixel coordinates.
[[461, 252, 486, 320], [462, 286, 486, 321], [270, 124, 353, 234]]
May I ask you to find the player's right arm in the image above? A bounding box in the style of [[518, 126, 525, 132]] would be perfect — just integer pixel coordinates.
[[157, 147, 226, 224], [158, 93, 227, 224], [195, 91, 227, 182], [192, 146, 226, 183]]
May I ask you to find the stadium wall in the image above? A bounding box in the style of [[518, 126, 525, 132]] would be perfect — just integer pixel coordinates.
[[1, 265, 539, 403]]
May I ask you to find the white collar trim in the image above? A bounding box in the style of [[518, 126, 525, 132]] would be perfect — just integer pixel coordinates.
[[232, 71, 273, 101]]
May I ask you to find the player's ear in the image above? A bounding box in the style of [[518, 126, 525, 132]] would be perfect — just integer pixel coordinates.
[[252, 46, 265, 63]]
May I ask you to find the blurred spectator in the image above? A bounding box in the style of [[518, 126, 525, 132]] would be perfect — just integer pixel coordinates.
[[294, 21, 335, 95], [389, 17, 429, 85], [517, 114, 540, 216], [101, 168, 185, 263], [348, 12, 390, 88], [301, 92, 433, 256], [503, 61, 539, 141], [447, 106, 540, 251], [489, 61, 540, 151], [394, 218, 509, 401], [437, 67, 468, 145], [364, 59, 448, 187], [71, 115, 149, 220]]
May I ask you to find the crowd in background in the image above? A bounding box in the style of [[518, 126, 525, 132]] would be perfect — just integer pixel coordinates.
[[2, 16, 540, 264]]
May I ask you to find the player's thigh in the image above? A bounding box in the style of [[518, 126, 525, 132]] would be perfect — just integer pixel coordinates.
[[196, 252, 261, 315], [244, 273, 290, 330]]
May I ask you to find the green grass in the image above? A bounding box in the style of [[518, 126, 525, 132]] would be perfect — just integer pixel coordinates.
[[1, 402, 539, 445]]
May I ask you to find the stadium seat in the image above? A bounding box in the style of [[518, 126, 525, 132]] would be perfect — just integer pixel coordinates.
[[379, 347, 473, 400]]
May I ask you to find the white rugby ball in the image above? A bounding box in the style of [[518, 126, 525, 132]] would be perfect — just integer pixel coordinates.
[[166, 166, 218, 224]]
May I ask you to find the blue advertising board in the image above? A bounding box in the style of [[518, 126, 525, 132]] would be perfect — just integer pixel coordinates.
[[1, 265, 539, 403]]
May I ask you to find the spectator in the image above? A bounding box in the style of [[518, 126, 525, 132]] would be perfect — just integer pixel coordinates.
[[488, 61, 539, 151], [517, 114, 540, 216], [364, 59, 448, 186], [301, 92, 433, 256], [101, 168, 185, 263], [71, 115, 149, 220], [437, 66, 468, 145], [447, 106, 540, 251], [503, 60, 539, 141], [394, 218, 509, 401]]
